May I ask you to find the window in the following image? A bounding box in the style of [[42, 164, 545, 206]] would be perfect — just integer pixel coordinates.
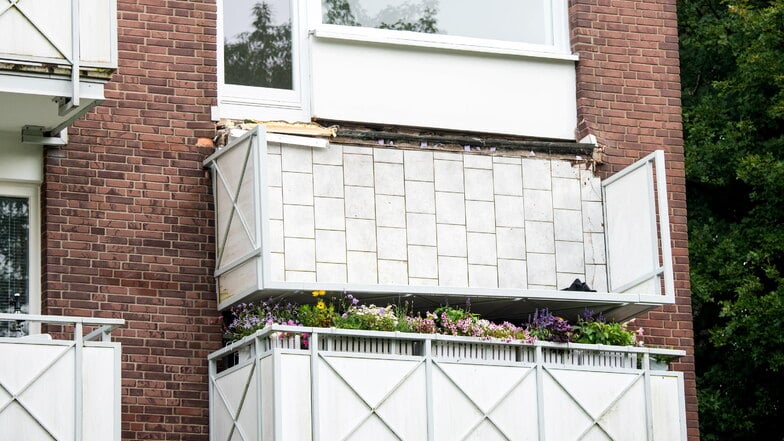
[[318, 0, 571, 56], [218, 0, 310, 122], [0, 183, 39, 336]]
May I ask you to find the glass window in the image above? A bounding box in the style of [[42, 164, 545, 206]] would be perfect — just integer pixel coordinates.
[[223, 0, 294, 90], [321, 0, 551, 46], [0, 196, 29, 337]]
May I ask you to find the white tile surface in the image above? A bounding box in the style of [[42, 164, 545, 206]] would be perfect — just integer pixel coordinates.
[[556, 241, 585, 274], [551, 160, 580, 178], [434, 159, 465, 193], [580, 169, 603, 202], [495, 195, 525, 228], [522, 159, 552, 190], [281, 145, 313, 173], [374, 162, 405, 196], [267, 153, 282, 186], [404, 150, 434, 181], [315, 230, 347, 263], [526, 253, 556, 286], [496, 227, 526, 260], [465, 200, 496, 233], [345, 186, 376, 219], [268, 219, 284, 253], [377, 227, 408, 260], [268, 187, 283, 220], [269, 252, 285, 281], [435, 192, 466, 225], [498, 259, 527, 289], [586, 264, 608, 291], [314, 197, 345, 231], [346, 218, 377, 251], [493, 163, 523, 196], [374, 148, 404, 163], [438, 256, 468, 286], [312, 144, 343, 165], [525, 221, 555, 253], [344, 154, 375, 187], [282, 172, 313, 205], [375, 195, 406, 228], [283, 205, 315, 238], [378, 260, 409, 284], [582, 201, 605, 233], [468, 265, 498, 288], [347, 252, 378, 284], [523, 189, 553, 222], [584, 232, 606, 264], [317, 263, 347, 283], [284, 238, 315, 271], [343, 145, 372, 155], [467, 232, 497, 265], [554, 209, 584, 242], [463, 154, 493, 169], [408, 245, 438, 278], [286, 271, 316, 282], [406, 213, 437, 246], [405, 181, 436, 214], [436, 224, 468, 257], [552, 177, 581, 210], [313, 164, 344, 198], [464, 168, 494, 201]]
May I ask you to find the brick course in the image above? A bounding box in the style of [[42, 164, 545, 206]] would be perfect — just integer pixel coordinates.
[[571, 1, 698, 439], [42, 1, 220, 439]]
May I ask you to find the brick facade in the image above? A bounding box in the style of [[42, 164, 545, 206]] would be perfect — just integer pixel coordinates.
[[37, 1, 696, 439], [571, 1, 698, 439], [42, 1, 221, 439]]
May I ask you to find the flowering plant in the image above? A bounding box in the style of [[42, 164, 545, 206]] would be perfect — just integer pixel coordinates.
[[572, 309, 642, 346], [526, 308, 574, 343], [223, 300, 300, 341]]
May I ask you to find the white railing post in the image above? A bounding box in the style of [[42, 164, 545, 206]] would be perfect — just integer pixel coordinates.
[[535, 345, 546, 441], [74, 321, 83, 441], [310, 331, 320, 441], [425, 337, 434, 441]]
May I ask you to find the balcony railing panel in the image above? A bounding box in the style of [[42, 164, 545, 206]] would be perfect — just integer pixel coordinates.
[[0, 314, 123, 441], [0, 0, 117, 69], [209, 325, 687, 441]]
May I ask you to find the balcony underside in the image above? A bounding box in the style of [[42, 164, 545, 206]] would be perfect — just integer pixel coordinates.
[[0, 69, 106, 136]]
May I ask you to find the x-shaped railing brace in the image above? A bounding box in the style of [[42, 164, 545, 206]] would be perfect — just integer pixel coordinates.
[[211, 360, 257, 441], [0, 343, 75, 440], [544, 367, 645, 441]]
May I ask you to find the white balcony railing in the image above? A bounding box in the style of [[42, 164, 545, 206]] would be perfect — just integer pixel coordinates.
[[0, 313, 124, 441], [209, 325, 687, 441]]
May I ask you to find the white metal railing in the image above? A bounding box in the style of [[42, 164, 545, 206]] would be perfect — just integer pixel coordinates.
[[0, 313, 124, 441], [0, 0, 118, 124], [209, 325, 687, 441]]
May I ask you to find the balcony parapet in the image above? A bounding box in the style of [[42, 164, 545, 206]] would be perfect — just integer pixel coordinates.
[[0, 313, 124, 441], [209, 325, 687, 441]]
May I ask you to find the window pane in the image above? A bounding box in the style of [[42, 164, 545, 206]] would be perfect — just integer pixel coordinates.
[[322, 0, 550, 45], [0, 197, 29, 337], [224, 0, 294, 90]]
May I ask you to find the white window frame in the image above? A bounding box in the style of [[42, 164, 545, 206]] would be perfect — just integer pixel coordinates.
[[217, 0, 312, 122], [311, 0, 574, 60], [0, 181, 41, 332]]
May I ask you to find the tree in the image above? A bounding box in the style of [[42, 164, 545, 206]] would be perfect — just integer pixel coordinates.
[[224, 2, 292, 89], [679, 0, 784, 439]]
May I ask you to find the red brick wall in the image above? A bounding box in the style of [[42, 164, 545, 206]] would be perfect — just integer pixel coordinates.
[[571, 1, 698, 439], [41, 1, 220, 439]]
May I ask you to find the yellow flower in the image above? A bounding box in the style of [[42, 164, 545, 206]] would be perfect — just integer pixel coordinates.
[[316, 300, 326, 310], [312, 290, 326, 297]]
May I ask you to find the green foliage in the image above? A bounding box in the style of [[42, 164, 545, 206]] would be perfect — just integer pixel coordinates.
[[679, 0, 784, 438], [224, 2, 293, 89], [573, 320, 637, 346]]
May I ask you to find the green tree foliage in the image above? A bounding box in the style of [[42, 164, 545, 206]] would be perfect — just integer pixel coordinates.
[[679, 0, 784, 438], [224, 2, 292, 89]]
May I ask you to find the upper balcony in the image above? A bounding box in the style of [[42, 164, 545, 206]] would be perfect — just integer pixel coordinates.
[[216, 0, 576, 139], [204, 127, 675, 321], [0, 0, 117, 145]]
